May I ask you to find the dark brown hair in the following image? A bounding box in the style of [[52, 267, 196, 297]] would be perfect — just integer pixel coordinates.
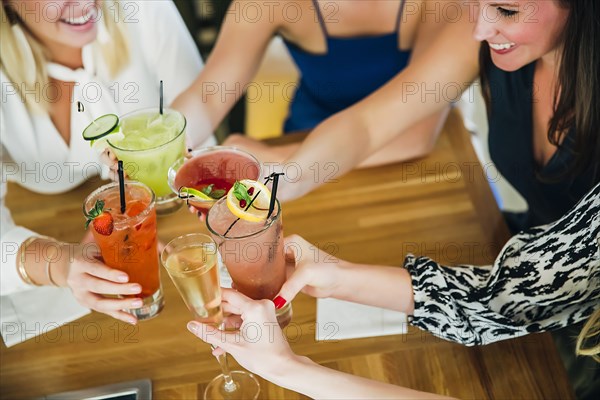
[[480, 0, 600, 181]]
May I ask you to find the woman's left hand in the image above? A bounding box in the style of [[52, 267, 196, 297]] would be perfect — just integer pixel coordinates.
[[186, 288, 297, 378]]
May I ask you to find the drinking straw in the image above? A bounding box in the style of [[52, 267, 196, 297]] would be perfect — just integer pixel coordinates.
[[159, 80, 164, 115], [266, 173, 284, 219], [117, 161, 127, 214]]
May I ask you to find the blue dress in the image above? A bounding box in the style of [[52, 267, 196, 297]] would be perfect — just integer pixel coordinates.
[[282, 0, 412, 133]]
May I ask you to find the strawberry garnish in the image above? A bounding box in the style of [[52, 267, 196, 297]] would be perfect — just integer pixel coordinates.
[[93, 213, 114, 236], [84, 200, 114, 236]]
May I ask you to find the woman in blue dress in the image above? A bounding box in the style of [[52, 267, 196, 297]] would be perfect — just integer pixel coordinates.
[[173, 0, 479, 167]]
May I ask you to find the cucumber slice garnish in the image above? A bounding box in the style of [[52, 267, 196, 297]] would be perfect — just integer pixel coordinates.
[[82, 114, 119, 141]]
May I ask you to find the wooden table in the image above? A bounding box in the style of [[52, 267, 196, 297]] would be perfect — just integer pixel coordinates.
[[0, 111, 574, 399]]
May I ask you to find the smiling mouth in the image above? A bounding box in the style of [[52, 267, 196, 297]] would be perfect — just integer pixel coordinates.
[[60, 8, 97, 26], [489, 42, 517, 51]]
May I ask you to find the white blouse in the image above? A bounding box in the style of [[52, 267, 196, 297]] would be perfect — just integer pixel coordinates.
[[0, 1, 203, 296]]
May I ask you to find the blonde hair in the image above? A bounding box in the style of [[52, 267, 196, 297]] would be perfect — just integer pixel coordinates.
[[0, 1, 129, 113], [576, 308, 600, 362]]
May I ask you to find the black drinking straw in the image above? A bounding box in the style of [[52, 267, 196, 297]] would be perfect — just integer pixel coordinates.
[[159, 80, 164, 115], [266, 173, 284, 219], [117, 161, 126, 214]]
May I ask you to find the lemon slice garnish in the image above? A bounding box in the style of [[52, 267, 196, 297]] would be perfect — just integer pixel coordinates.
[[226, 180, 271, 222]]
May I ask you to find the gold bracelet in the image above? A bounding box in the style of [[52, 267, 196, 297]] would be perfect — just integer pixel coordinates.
[[45, 242, 60, 287], [46, 261, 58, 286], [17, 237, 42, 286]]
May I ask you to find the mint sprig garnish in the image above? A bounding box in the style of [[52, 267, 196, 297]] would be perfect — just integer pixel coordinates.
[[233, 181, 252, 203], [200, 184, 226, 200], [200, 184, 214, 196], [209, 189, 226, 199]]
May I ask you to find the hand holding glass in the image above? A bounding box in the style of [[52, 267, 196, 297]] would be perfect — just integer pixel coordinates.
[[161, 233, 260, 400]]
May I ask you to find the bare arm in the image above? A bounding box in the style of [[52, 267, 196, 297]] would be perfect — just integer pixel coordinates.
[[171, 0, 280, 145], [331, 261, 414, 313], [280, 4, 480, 200], [278, 235, 414, 314], [272, 354, 454, 400], [189, 289, 454, 400], [280, 180, 600, 346], [224, 0, 466, 170]]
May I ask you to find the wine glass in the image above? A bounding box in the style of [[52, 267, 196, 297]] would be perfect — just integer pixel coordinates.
[[161, 233, 260, 400]]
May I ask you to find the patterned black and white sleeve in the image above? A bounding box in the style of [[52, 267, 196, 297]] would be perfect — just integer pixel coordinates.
[[404, 183, 600, 346]]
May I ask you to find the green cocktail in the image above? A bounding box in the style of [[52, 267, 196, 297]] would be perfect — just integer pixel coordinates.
[[108, 108, 186, 214]]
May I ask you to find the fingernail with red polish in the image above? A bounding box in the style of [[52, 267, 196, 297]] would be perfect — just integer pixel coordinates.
[[272, 295, 287, 310]]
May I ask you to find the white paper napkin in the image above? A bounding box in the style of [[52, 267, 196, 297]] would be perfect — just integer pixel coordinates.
[[1, 286, 90, 347], [316, 298, 408, 341]]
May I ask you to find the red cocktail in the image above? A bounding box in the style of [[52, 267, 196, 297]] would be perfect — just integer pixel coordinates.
[[168, 146, 261, 211], [206, 180, 292, 328]]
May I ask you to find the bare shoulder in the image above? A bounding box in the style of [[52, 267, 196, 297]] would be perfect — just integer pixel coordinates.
[[217, 0, 285, 38], [259, 0, 328, 44], [415, 0, 476, 29], [228, 0, 316, 29], [410, 0, 477, 55]]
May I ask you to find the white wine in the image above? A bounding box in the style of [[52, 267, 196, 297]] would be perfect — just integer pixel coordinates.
[[161, 233, 261, 399], [165, 245, 222, 326]]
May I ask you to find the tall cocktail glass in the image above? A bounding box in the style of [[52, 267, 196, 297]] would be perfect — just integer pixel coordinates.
[[108, 108, 186, 215], [168, 146, 260, 212], [83, 181, 163, 320], [161, 233, 260, 400], [206, 198, 292, 327]]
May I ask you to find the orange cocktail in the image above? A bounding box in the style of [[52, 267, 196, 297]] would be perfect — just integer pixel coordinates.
[[83, 181, 163, 320]]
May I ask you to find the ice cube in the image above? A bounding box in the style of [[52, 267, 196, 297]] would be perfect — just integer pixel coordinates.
[[147, 113, 164, 128]]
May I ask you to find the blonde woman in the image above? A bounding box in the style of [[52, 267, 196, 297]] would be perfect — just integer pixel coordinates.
[[188, 181, 599, 399], [0, 0, 202, 330]]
